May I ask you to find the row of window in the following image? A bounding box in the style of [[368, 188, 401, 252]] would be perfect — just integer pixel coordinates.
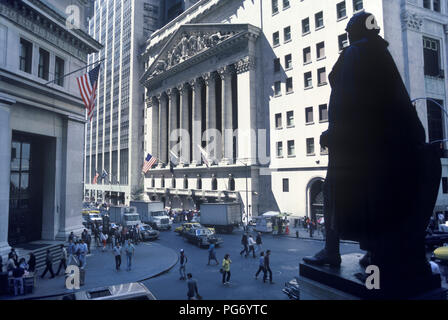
[[423, 0, 442, 12], [19, 38, 65, 86], [274, 104, 328, 130], [150, 175, 236, 192], [276, 137, 327, 158], [273, 68, 327, 96], [272, 0, 363, 16]]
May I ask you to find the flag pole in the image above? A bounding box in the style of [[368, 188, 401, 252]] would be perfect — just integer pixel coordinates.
[[44, 58, 106, 85]]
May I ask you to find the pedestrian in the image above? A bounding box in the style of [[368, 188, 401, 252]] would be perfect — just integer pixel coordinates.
[[56, 244, 67, 276], [6, 253, 16, 275], [255, 232, 262, 253], [28, 253, 36, 273], [186, 273, 202, 300], [247, 235, 256, 258], [255, 251, 266, 280], [124, 240, 135, 271], [179, 249, 188, 280], [86, 231, 92, 254], [12, 261, 25, 296], [222, 254, 232, 285], [113, 242, 122, 271], [79, 240, 88, 269], [40, 249, 55, 279], [68, 231, 75, 243], [10, 248, 18, 266], [100, 231, 108, 252], [263, 250, 273, 284], [207, 243, 219, 265], [240, 233, 248, 257]]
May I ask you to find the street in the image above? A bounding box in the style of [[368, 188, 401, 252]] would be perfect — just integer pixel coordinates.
[[142, 224, 363, 300]]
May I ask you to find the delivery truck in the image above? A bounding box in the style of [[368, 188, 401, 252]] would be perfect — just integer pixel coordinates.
[[199, 203, 242, 233], [130, 200, 171, 230], [109, 206, 141, 227]]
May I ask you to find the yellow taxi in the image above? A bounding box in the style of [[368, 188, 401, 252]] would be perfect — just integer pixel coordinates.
[[174, 222, 215, 235]]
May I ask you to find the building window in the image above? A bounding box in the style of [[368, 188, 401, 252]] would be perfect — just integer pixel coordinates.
[[303, 47, 311, 64], [423, 37, 443, 77], [433, 0, 440, 12], [274, 81, 282, 96], [319, 104, 329, 122], [287, 140, 295, 156], [55, 56, 65, 86], [286, 111, 294, 127], [228, 175, 235, 191], [442, 177, 448, 194], [197, 175, 202, 189], [304, 72, 313, 88], [321, 145, 329, 155], [151, 176, 155, 188], [315, 11, 324, 29], [19, 38, 33, 73], [285, 54, 293, 69], [183, 175, 188, 189], [161, 175, 165, 188], [284, 26, 291, 42], [423, 0, 431, 9], [306, 138, 315, 155], [172, 175, 176, 188], [353, 0, 363, 12], [283, 0, 290, 9], [305, 107, 314, 124], [211, 176, 218, 191], [338, 33, 349, 51], [427, 99, 444, 144], [316, 42, 325, 59], [38, 48, 49, 80], [302, 18, 310, 34], [272, 0, 279, 14], [286, 77, 293, 93], [277, 141, 283, 157], [274, 58, 281, 72], [273, 31, 280, 46], [275, 113, 282, 129], [283, 178, 289, 192], [317, 68, 327, 86], [337, 1, 347, 19]]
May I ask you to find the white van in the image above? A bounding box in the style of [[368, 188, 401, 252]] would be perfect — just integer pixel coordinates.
[[254, 212, 281, 233]]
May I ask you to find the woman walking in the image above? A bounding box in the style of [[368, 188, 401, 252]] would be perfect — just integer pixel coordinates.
[[221, 254, 232, 285]]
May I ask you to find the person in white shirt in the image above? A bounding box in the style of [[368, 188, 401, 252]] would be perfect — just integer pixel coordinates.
[[247, 235, 256, 258]]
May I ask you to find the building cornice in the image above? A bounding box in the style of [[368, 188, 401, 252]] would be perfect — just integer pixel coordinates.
[[0, 0, 102, 62]]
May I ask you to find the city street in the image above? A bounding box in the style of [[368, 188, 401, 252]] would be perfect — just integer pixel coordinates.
[[142, 224, 363, 300]]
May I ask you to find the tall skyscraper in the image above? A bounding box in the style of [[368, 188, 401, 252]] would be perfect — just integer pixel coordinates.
[[84, 0, 162, 204]]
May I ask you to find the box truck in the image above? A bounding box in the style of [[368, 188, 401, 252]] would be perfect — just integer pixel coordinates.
[[130, 201, 171, 230], [199, 203, 242, 233], [109, 206, 141, 227]]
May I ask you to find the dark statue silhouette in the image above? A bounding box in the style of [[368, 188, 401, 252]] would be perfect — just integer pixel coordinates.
[[302, 12, 443, 298]]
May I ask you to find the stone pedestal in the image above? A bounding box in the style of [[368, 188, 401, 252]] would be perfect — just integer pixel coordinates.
[[299, 253, 446, 300]]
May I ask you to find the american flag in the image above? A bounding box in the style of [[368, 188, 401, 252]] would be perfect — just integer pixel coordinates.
[[92, 172, 100, 184], [142, 153, 157, 173], [77, 64, 101, 121]]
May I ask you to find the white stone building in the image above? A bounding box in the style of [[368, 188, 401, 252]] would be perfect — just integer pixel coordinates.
[[141, 0, 448, 221], [0, 0, 101, 254]]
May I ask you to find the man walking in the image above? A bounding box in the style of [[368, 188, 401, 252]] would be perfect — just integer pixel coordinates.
[[255, 232, 262, 254], [207, 243, 219, 265], [79, 240, 88, 269], [263, 250, 273, 284], [186, 273, 201, 300], [56, 244, 67, 276], [240, 233, 248, 257], [124, 240, 135, 271], [255, 251, 266, 280], [179, 249, 188, 280], [248, 235, 256, 258], [40, 249, 55, 279], [113, 242, 122, 271]]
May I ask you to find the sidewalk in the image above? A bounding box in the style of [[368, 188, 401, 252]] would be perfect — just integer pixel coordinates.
[[2, 241, 178, 300]]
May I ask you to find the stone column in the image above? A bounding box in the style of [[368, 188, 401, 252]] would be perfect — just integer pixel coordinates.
[[0, 94, 14, 257], [178, 83, 190, 166], [158, 93, 168, 167], [190, 78, 202, 166], [218, 66, 234, 165], [167, 88, 178, 159], [149, 96, 159, 159], [203, 72, 217, 164]]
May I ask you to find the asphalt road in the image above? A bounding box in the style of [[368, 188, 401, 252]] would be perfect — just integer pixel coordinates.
[[142, 224, 363, 300]]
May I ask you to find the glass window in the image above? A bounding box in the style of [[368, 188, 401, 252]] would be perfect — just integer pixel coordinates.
[[274, 58, 281, 73], [283, 178, 289, 192], [38, 48, 50, 80], [319, 104, 329, 122], [287, 140, 295, 156], [286, 77, 293, 93], [423, 37, 442, 77], [272, 0, 279, 14], [283, 0, 290, 9], [274, 81, 282, 96], [306, 138, 315, 155], [306, 107, 314, 123], [433, 0, 440, 12], [275, 113, 282, 129], [285, 54, 292, 69], [303, 47, 311, 64], [338, 33, 349, 51], [55, 56, 65, 86], [304, 72, 313, 88], [273, 31, 280, 46], [316, 42, 325, 59], [337, 1, 347, 19], [318, 68, 327, 85], [284, 26, 291, 42], [353, 0, 363, 11], [302, 18, 310, 34], [287, 111, 294, 126], [315, 11, 324, 29], [277, 142, 283, 157], [423, 0, 431, 9], [20, 38, 33, 73]]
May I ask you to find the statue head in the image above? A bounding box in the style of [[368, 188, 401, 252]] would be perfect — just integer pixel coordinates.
[[346, 11, 380, 43]]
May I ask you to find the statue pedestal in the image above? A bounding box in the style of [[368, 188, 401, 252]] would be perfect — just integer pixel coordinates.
[[299, 253, 447, 300]]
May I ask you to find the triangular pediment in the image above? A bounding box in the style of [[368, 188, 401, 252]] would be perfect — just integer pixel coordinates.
[[141, 23, 260, 86]]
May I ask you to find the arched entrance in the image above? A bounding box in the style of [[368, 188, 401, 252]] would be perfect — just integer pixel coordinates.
[[308, 179, 324, 221]]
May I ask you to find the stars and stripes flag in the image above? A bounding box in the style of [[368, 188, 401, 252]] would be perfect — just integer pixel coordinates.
[[197, 145, 210, 168], [92, 172, 100, 184], [77, 64, 101, 121], [142, 153, 157, 174]]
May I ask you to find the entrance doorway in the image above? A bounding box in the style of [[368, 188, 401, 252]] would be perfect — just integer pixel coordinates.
[[9, 133, 46, 245], [309, 179, 324, 222]]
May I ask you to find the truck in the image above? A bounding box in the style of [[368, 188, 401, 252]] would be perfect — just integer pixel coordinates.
[[108, 206, 141, 227], [199, 203, 242, 234], [130, 201, 171, 230]]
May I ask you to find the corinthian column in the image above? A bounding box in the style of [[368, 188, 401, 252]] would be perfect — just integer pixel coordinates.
[[190, 78, 202, 166], [148, 96, 159, 159], [218, 66, 234, 165], [178, 83, 190, 166], [167, 88, 178, 159], [203, 72, 217, 164], [158, 93, 168, 167]]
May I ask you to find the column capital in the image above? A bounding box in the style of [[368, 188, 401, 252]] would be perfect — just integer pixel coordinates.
[[202, 72, 217, 86], [189, 77, 203, 89], [166, 88, 178, 100], [235, 56, 256, 74], [177, 83, 188, 94], [145, 96, 157, 108], [217, 65, 235, 80], [155, 92, 164, 101]]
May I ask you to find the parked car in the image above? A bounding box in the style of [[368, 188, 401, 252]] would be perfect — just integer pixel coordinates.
[[174, 222, 215, 235], [139, 224, 160, 241], [182, 227, 223, 248]]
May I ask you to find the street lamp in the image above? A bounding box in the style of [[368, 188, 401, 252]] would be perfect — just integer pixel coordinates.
[[235, 158, 252, 227]]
